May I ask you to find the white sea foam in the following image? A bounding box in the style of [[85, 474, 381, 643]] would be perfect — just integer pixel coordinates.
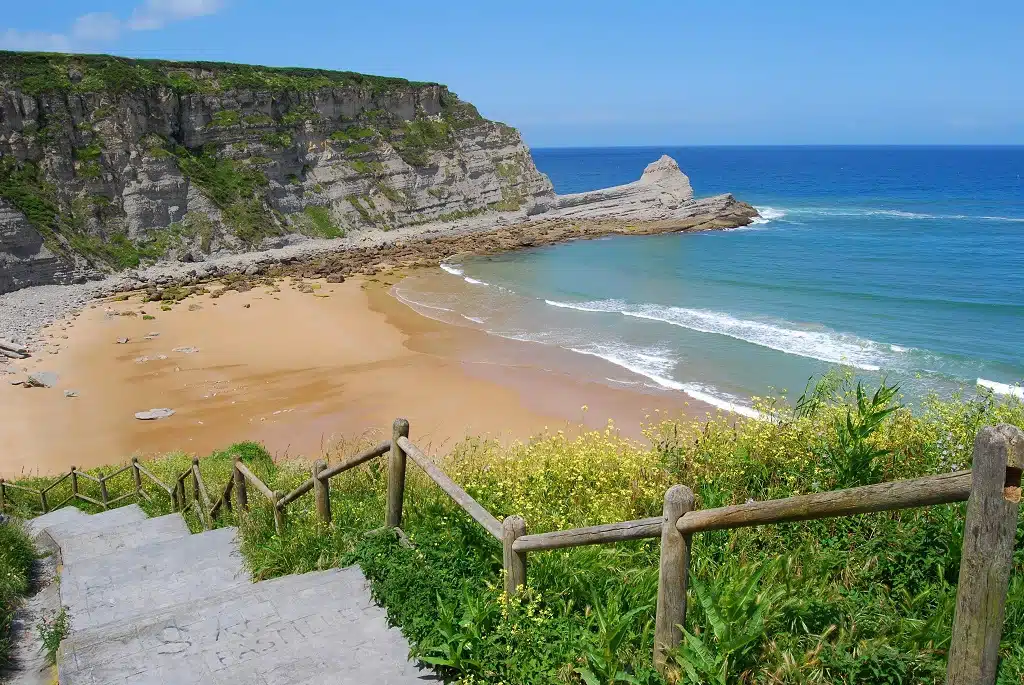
[[440, 263, 464, 276], [566, 342, 763, 419], [977, 378, 1024, 399], [545, 299, 625, 313], [544, 299, 887, 371], [464, 276, 487, 285], [778, 206, 1024, 223], [751, 206, 787, 224], [462, 315, 487, 324], [890, 344, 910, 352], [392, 290, 455, 314]]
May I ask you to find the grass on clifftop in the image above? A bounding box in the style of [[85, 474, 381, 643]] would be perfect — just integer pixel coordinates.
[[0, 521, 36, 670], [5, 375, 1023, 683], [0, 51, 439, 96]]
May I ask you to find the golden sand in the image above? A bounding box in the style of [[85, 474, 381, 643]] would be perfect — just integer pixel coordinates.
[[0, 274, 703, 478]]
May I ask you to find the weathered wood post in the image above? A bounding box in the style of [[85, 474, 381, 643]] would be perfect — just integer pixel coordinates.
[[654, 485, 696, 677], [70, 466, 79, 501], [386, 418, 410, 529], [40, 488, 48, 513], [99, 471, 109, 508], [131, 457, 142, 496], [272, 491, 286, 535], [502, 515, 528, 595], [0, 480, 6, 513], [947, 424, 1023, 685], [233, 459, 248, 513], [192, 458, 202, 507], [175, 474, 186, 512], [313, 459, 332, 524]]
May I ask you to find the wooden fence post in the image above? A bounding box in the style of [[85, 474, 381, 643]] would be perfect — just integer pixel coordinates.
[[0, 480, 6, 513], [273, 491, 286, 535], [70, 467, 79, 502], [175, 474, 186, 512], [132, 457, 142, 495], [947, 424, 1023, 685], [313, 459, 332, 524], [234, 460, 248, 513], [40, 489, 48, 513], [386, 418, 410, 529], [502, 516, 528, 595], [99, 471, 109, 508], [654, 485, 696, 677]]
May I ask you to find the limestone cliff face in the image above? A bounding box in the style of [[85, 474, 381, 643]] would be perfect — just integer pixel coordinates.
[[0, 53, 554, 293]]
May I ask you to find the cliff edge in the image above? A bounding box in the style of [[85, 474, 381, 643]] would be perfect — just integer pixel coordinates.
[[0, 53, 756, 295]]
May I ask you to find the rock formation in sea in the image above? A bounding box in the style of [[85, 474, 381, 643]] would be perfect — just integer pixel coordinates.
[[0, 52, 757, 294]]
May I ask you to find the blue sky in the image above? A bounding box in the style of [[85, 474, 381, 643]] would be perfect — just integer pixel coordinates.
[[3, 0, 1022, 146]]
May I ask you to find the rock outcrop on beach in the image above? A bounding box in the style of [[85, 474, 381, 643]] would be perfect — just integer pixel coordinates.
[[0, 53, 756, 295], [551, 154, 755, 226]]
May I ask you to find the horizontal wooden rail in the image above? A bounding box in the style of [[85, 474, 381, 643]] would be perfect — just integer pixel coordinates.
[[0, 481, 42, 494], [397, 436, 502, 540], [234, 462, 276, 502], [103, 463, 135, 481], [513, 516, 662, 552], [40, 471, 71, 494], [75, 471, 102, 484], [677, 470, 972, 534], [277, 441, 391, 508], [135, 463, 174, 496]]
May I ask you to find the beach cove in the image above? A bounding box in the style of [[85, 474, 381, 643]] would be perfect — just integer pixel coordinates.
[[0, 272, 710, 478]]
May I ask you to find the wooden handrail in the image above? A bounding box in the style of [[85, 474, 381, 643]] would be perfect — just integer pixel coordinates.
[[75, 471, 103, 484], [135, 463, 174, 495], [210, 475, 234, 519], [193, 462, 213, 530], [397, 436, 502, 540], [677, 470, 972, 534], [0, 480, 43, 494], [103, 463, 135, 482], [513, 517, 662, 553], [278, 441, 391, 508], [41, 471, 71, 494], [234, 462, 276, 502]]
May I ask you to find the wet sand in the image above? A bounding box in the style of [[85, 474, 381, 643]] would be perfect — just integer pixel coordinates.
[[0, 273, 705, 478]]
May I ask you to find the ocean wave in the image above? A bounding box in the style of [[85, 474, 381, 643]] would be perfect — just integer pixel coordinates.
[[392, 289, 455, 314], [565, 342, 763, 419], [977, 378, 1024, 399], [751, 206, 787, 225], [545, 299, 626, 313], [545, 299, 887, 371], [464, 276, 487, 285], [440, 263, 464, 276], [461, 315, 488, 324], [778, 206, 1024, 222]]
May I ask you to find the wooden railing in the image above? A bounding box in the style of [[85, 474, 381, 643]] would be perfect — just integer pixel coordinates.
[[2, 420, 1020, 684]]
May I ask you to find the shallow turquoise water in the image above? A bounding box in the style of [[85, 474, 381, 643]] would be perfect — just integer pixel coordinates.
[[398, 147, 1024, 415]]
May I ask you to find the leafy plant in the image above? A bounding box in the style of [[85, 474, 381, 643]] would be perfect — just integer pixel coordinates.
[[577, 588, 651, 685], [37, 607, 69, 665], [0, 520, 36, 668], [672, 563, 782, 684], [821, 381, 900, 487]]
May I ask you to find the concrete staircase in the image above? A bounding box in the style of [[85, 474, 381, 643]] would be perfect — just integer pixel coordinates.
[[29, 505, 431, 684]]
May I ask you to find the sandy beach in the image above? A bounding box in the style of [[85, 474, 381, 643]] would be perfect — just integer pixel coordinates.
[[0, 271, 706, 478]]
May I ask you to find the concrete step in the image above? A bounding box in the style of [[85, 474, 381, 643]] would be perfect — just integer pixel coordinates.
[[27, 506, 88, 537], [60, 526, 246, 633], [44, 504, 148, 545], [59, 513, 191, 566], [59, 567, 428, 685]]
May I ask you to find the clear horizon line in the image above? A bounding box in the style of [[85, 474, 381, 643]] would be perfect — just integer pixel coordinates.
[[528, 143, 1024, 150]]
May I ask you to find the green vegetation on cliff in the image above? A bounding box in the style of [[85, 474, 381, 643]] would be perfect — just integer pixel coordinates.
[[5, 377, 1023, 683], [0, 51, 438, 96]]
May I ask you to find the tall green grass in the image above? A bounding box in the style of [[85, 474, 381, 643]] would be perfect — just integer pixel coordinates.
[[7, 375, 1024, 683], [0, 520, 36, 669]]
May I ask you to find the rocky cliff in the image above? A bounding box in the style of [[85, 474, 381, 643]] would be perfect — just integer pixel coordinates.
[[0, 52, 555, 293], [0, 53, 756, 295]]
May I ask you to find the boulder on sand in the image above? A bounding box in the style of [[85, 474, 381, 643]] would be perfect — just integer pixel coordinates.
[[135, 408, 175, 420], [26, 371, 58, 388]]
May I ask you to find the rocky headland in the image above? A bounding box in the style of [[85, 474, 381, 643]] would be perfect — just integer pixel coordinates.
[[0, 52, 758, 349]]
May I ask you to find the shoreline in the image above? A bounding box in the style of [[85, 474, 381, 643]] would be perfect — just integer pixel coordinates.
[[0, 271, 710, 478], [0, 210, 755, 353]]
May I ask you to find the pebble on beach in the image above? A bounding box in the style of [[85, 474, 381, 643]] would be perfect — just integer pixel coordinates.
[[134, 408, 175, 420]]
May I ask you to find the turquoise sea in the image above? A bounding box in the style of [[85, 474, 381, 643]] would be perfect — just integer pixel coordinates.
[[397, 146, 1024, 417]]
